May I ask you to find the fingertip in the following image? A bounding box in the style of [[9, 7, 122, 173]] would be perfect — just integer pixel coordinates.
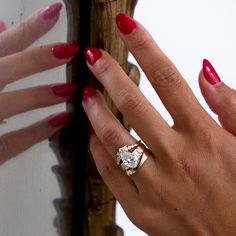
[[39, 2, 63, 20], [116, 13, 137, 35]]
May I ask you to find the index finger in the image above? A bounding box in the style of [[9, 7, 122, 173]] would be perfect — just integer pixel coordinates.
[[0, 2, 63, 57], [116, 14, 208, 127]]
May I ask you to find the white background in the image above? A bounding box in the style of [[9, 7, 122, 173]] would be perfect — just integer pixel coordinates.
[[0, 0, 236, 235], [118, 0, 236, 235]]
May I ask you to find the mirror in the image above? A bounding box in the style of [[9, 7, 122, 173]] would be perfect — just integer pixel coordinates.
[[0, 0, 67, 235]]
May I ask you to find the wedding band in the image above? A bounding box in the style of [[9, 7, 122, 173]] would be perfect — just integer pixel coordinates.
[[116, 140, 150, 176]]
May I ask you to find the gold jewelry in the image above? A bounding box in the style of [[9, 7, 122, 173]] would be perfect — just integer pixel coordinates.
[[116, 140, 150, 176]]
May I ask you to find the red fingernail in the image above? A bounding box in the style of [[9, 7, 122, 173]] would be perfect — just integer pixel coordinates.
[[116, 13, 137, 35], [40, 2, 63, 20], [83, 86, 97, 101], [85, 47, 102, 65], [47, 112, 72, 127], [202, 59, 221, 85], [52, 43, 79, 59], [51, 83, 77, 97]]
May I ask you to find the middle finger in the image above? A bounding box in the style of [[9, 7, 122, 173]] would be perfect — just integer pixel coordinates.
[[0, 83, 76, 120], [116, 14, 208, 127], [0, 43, 79, 89], [85, 47, 175, 154]]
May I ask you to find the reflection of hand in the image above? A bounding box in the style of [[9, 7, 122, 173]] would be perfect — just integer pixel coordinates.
[[83, 14, 236, 235], [0, 3, 78, 165]]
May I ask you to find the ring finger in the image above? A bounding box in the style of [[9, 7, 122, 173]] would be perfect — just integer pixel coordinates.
[[0, 83, 76, 120], [82, 87, 160, 193]]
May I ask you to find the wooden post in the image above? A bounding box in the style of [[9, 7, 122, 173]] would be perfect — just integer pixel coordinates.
[[51, 1, 139, 235]]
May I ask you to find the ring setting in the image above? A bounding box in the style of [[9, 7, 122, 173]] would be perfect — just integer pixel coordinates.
[[116, 141, 149, 176]]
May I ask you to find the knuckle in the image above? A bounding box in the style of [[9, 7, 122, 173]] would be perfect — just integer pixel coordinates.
[[28, 48, 46, 67], [100, 125, 122, 149], [131, 33, 153, 53], [94, 59, 111, 78], [32, 86, 53, 105], [151, 63, 182, 89], [28, 46, 52, 69], [117, 88, 144, 114]]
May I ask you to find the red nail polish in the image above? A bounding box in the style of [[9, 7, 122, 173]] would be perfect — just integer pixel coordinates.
[[52, 43, 79, 59], [85, 47, 102, 65], [116, 13, 137, 35], [51, 83, 77, 97], [83, 86, 97, 101], [202, 59, 221, 85], [40, 2, 63, 20], [47, 112, 72, 127]]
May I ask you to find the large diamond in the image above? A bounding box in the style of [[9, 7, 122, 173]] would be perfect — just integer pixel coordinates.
[[117, 150, 141, 170]]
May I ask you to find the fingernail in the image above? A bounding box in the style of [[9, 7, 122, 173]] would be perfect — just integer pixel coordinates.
[[47, 112, 72, 127], [203, 59, 221, 85], [83, 86, 97, 101], [51, 83, 77, 97], [116, 13, 137, 35], [52, 43, 79, 59], [40, 2, 63, 20], [85, 47, 102, 65]]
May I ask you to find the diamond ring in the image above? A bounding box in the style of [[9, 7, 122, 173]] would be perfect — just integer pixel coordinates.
[[116, 141, 150, 176]]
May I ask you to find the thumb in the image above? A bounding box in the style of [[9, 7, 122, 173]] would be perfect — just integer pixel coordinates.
[[199, 59, 236, 136]]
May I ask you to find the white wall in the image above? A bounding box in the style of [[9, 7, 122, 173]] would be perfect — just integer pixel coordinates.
[[0, 0, 236, 235]]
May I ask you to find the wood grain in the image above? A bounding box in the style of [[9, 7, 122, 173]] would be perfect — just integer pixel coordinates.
[[51, 1, 139, 235]]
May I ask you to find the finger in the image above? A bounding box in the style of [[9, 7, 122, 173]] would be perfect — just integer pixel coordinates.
[[115, 14, 206, 127], [85, 47, 175, 155], [83, 87, 161, 192], [199, 59, 236, 135], [0, 43, 79, 89], [0, 21, 6, 33], [0, 83, 76, 120], [89, 133, 141, 212], [0, 2, 63, 57], [0, 112, 71, 165]]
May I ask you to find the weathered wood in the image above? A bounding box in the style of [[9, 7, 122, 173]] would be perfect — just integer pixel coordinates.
[[51, 1, 139, 235]]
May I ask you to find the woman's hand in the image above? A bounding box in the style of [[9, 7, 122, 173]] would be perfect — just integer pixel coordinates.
[[83, 14, 236, 235], [0, 3, 78, 165]]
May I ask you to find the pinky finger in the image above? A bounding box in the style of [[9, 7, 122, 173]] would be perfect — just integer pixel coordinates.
[[90, 133, 140, 211], [0, 112, 71, 165]]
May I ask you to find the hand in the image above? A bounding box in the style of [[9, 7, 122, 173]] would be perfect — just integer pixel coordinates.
[[0, 3, 78, 165], [83, 14, 236, 235]]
